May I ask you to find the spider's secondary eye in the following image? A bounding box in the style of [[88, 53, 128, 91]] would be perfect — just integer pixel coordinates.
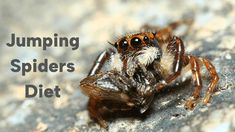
[[114, 42, 118, 48], [143, 36, 149, 42], [119, 39, 128, 51], [131, 37, 141, 48]]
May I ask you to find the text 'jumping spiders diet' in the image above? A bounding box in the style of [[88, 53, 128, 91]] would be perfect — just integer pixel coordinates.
[[80, 20, 219, 128]]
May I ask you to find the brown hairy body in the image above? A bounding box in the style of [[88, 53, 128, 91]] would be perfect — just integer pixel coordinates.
[[80, 20, 219, 128]]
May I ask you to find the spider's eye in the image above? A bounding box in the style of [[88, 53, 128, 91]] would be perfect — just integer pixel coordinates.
[[131, 37, 142, 48], [119, 39, 128, 51], [114, 42, 118, 48], [143, 36, 149, 42]]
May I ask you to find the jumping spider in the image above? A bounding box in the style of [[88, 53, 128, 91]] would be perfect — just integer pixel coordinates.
[[80, 20, 219, 128]]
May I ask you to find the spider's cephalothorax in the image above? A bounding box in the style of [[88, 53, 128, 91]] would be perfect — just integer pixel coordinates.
[[87, 32, 163, 78], [80, 20, 219, 128]]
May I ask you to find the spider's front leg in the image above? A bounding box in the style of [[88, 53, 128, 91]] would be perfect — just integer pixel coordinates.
[[81, 48, 115, 128], [155, 35, 185, 91], [80, 74, 110, 128], [88, 48, 115, 76], [87, 97, 108, 128]]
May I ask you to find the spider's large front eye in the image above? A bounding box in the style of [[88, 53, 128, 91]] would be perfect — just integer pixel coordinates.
[[119, 39, 128, 51], [131, 37, 142, 48]]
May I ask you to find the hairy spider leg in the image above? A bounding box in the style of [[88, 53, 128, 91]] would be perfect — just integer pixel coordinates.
[[155, 35, 185, 90], [165, 36, 185, 82], [88, 48, 115, 76], [88, 97, 108, 128], [184, 56, 219, 109], [201, 58, 219, 103], [184, 56, 203, 109], [154, 32, 219, 108]]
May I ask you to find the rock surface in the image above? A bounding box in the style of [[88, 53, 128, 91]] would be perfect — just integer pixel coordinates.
[[0, 0, 235, 132]]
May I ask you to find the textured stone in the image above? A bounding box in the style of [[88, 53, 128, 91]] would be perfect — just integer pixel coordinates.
[[0, 0, 234, 132]]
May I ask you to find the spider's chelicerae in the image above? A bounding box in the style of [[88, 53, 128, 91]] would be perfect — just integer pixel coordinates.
[[80, 20, 219, 128]]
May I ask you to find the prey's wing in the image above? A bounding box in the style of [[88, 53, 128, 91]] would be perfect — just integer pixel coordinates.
[[80, 72, 133, 103]]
